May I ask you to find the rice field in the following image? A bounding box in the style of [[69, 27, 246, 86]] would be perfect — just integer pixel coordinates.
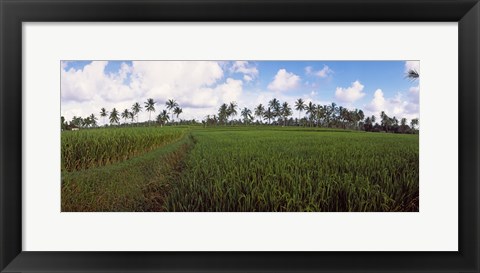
[[163, 127, 419, 212], [61, 126, 419, 212], [61, 127, 185, 172]]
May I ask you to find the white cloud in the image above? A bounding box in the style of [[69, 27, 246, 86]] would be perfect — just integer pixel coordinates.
[[335, 81, 366, 103], [305, 66, 313, 74], [243, 75, 253, 82], [230, 61, 258, 82], [61, 61, 244, 124], [61, 61, 140, 103], [365, 87, 419, 121], [409, 85, 419, 104], [267, 69, 300, 92], [305, 65, 333, 78]]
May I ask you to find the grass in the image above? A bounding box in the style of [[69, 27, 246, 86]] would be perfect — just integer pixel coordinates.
[[163, 127, 419, 212], [61, 126, 419, 212], [61, 133, 194, 212], [62, 126, 185, 172]]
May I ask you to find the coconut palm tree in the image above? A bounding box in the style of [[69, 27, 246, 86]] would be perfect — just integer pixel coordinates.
[[254, 104, 265, 124], [263, 107, 274, 125], [82, 117, 91, 128], [109, 108, 119, 125], [268, 98, 281, 124], [241, 107, 252, 125], [218, 103, 228, 125], [89, 113, 97, 127], [406, 69, 419, 81], [100, 108, 108, 126], [157, 110, 169, 127], [129, 111, 135, 123], [173, 106, 183, 122], [227, 101, 238, 123], [306, 101, 316, 127], [295, 98, 305, 126], [131, 102, 142, 124], [121, 109, 130, 124], [358, 109, 365, 127], [144, 98, 156, 123], [281, 102, 292, 126], [165, 99, 178, 123], [315, 105, 326, 127]]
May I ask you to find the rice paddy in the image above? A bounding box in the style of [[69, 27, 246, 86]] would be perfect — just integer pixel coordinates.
[[61, 126, 419, 212]]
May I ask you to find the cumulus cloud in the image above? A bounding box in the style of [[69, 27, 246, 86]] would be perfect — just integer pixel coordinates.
[[267, 69, 300, 92], [230, 61, 258, 82], [61, 61, 245, 124], [335, 81, 366, 103], [305, 65, 333, 78], [365, 87, 419, 121], [61, 61, 140, 103]]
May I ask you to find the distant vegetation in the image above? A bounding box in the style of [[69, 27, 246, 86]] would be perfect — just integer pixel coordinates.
[[61, 98, 418, 135]]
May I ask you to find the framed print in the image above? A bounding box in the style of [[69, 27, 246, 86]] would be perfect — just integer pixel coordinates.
[[1, 0, 479, 272]]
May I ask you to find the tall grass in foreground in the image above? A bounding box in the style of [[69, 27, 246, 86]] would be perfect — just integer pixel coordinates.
[[62, 134, 194, 211], [61, 127, 185, 172], [164, 129, 419, 212]]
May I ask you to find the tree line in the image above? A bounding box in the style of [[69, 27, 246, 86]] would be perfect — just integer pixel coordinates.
[[202, 98, 418, 134], [61, 97, 419, 134], [61, 98, 183, 130]]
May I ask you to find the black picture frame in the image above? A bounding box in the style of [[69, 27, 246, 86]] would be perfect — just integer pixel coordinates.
[[1, 0, 479, 272]]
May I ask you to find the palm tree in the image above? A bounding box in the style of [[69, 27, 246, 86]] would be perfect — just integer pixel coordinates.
[[129, 111, 135, 123], [281, 102, 292, 126], [83, 117, 91, 128], [410, 118, 419, 130], [227, 101, 238, 124], [100, 108, 108, 126], [295, 98, 305, 126], [406, 69, 419, 81], [358, 109, 365, 128], [254, 104, 265, 124], [315, 105, 326, 127], [109, 108, 119, 125], [71, 116, 83, 128], [89, 114, 97, 127], [218, 103, 228, 125], [131, 102, 142, 124], [165, 99, 178, 123], [241, 107, 252, 125], [121, 109, 130, 124], [157, 110, 169, 127], [144, 98, 156, 123], [329, 102, 338, 125], [263, 107, 274, 125], [268, 98, 281, 124], [173, 106, 183, 122], [306, 101, 316, 127]]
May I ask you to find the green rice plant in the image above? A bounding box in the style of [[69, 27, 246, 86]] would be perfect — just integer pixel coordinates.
[[61, 133, 194, 212], [163, 127, 419, 212], [61, 127, 186, 172]]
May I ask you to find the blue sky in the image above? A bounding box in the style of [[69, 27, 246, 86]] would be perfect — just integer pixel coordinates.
[[61, 60, 419, 124]]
